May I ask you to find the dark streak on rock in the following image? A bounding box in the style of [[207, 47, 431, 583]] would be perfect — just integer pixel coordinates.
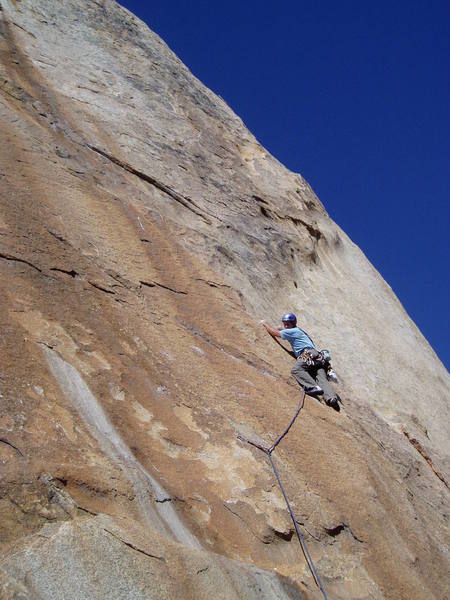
[[103, 528, 166, 562], [301, 524, 321, 542], [177, 318, 283, 381], [324, 522, 364, 543], [251, 195, 322, 240], [47, 229, 67, 243], [223, 504, 269, 544], [88, 281, 116, 294], [51, 267, 78, 278], [77, 506, 99, 516], [287, 216, 322, 240], [403, 431, 448, 489], [194, 277, 232, 290], [0, 84, 26, 101], [274, 527, 294, 542], [87, 145, 213, 224], [324, 523, 345, 537], [252, 196, 273, 220], [269, 209, 322, 240], [0, 252, 42, 272], [12, 21, 37, 38], [37, 341, 54, 350], [106, 270, 134, 290], [140, 280, 187, 295], [252, 194, 269, 206], [0, 438, 24, 457]]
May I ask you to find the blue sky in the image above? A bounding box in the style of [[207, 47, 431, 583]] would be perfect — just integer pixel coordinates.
[[119, 1, 449, 370]]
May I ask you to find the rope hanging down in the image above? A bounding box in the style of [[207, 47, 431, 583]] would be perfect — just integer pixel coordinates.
[[237, 387, 328, 600]]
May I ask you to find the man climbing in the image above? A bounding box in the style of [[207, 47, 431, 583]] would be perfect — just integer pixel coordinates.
[[261, 313, 340, 411]]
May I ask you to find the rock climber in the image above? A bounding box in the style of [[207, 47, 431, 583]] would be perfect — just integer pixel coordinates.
[[261, 313, 340, 411]]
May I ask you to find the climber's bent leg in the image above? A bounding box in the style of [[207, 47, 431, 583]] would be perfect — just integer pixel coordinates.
[[291, 358, 317, 390], [315, 368, 337, 402]]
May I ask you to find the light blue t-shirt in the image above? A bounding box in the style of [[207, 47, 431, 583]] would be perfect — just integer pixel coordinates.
[[280, 327, 315, 357]]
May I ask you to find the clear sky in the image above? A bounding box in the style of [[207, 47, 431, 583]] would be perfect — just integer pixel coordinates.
[[119, 1, 449, 370]]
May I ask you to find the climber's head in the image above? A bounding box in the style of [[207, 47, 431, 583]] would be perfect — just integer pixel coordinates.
[[281, 313, 297, 328]]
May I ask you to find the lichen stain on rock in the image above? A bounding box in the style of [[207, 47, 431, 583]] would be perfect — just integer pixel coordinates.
[[197, 441, 260, 498], [42, 346, 201, 549], [173, 403, 209, 440], [12, 309, 111, 375]]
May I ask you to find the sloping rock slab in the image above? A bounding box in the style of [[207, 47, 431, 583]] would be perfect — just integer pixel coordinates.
[[0, 514, 319, 600]]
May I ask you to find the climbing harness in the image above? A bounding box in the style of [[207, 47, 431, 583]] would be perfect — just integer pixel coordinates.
[[299, 348, 340, 385], [298, 348, 328, 368], [237, 387, 328, 600], [276, 319, 339, 384]]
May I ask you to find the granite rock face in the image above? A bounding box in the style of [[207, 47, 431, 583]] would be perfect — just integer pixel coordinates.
[[0, 1, 449, 599]]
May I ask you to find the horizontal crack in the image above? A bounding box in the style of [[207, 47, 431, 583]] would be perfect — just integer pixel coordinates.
[[106, 270, 136, 290], [103, 528, 166, 561], [51, 267, 78, 278], [140, 280, 187, 295], [324, 523, 345, 537], [0, 252, 42, 272], [88, 281, 116, 294], [263, 208, 322, 241], [194, 277, 233, 290], [77, 506, 98, 516]]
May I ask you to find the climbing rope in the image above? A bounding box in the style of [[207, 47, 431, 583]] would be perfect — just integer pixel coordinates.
[[237, 387, 328, 600]]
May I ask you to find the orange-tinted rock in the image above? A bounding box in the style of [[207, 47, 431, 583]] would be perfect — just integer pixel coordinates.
[[0, 1, 448, 598]]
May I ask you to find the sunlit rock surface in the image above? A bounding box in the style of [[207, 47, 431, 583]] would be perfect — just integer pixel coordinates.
[[0, 1, 448, 598]]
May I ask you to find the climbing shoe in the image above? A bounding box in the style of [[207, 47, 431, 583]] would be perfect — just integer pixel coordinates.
[[307, 386, 324, 397], [325, 396, 341, 412], [327, 369, 339, 383]]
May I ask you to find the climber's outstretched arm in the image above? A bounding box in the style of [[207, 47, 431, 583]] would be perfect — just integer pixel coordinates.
[[260, 320, 296, 358], [261, 320, 281, 338]]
